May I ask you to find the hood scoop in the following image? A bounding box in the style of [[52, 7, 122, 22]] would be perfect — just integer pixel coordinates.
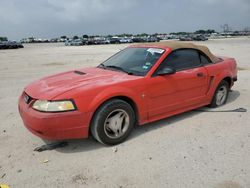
[[74, 70, 86, 75]]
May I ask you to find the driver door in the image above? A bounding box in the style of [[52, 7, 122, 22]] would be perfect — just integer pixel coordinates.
[[146, 49, 208, 119]]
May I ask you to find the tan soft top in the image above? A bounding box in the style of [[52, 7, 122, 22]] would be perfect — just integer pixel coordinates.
[[137, 41, 219, 63]]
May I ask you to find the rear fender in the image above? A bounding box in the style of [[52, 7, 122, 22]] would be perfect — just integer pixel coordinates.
[[207, 69, 233, 99]]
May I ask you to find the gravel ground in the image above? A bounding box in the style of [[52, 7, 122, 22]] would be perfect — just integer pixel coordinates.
[[0, 37, 249, 188]]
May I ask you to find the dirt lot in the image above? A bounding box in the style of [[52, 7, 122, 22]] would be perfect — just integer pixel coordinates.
[[0, 38, 250, 188]]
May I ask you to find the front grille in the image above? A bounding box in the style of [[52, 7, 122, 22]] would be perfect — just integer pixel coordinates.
[[24, 93, 33, 104]]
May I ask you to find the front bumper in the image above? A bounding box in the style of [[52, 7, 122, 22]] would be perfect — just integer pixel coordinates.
[[18, 93, 90, 140]]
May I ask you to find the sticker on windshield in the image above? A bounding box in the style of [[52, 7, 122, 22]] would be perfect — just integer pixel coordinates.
[[147, 48, 164, 54]]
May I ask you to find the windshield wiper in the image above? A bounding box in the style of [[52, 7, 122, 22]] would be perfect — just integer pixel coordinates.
[[98, 64, 134, 75], [106, 65, 126, 72], [105, 65, 134, 75], [98, 63, 106, 68]]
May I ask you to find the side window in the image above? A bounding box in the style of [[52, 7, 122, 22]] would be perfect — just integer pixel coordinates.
[[200, 53, 212, 65], [161, 49, 201, 71]]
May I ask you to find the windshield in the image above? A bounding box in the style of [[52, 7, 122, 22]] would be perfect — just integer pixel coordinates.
[[98, 47, 165, 76]]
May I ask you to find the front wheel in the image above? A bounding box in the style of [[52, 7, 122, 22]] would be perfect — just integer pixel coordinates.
[[210, 80, 229, 108], [90, 99, 135, 145]]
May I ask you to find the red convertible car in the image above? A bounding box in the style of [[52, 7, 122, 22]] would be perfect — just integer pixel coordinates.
[[18, 42, 237, 145]]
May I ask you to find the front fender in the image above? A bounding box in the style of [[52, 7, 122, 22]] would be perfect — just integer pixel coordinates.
[[88, 86, 147, 123]]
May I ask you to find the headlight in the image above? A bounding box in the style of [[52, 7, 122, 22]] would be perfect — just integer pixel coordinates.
[[32, 100, 76, 112]]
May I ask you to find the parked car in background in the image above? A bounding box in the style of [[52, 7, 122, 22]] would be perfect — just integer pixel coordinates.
[[132, 37, 146, 43], [192, 35, 208, 41], [179, 35, 193, 41], [18, 41, 237, 145], [94, 38, 110, 45], [16, 41, 24, 48], [0, 41, 8, 49], [109, 37, 121, 44], [146, 36, 160, 42], [8, 41, 24, 48], [71, 39, 85, 46], [179, 35, 208, 41], [101, 38, 111, 44], [85, 38, 95, 45], [64, 39, 72, 46], [65, 39, 85, 46], [119, 38, 133, 43], [0, 41, 23, 49]]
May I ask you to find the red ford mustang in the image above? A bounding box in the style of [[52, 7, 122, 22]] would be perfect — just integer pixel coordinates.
[[18, 42, 237, 145]]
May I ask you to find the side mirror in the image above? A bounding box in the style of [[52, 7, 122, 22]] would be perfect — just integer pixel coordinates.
[[157, 67, 176, 76]]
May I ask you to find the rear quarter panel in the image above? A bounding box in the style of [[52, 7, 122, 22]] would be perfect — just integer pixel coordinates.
[[204, 57, 237, 100]]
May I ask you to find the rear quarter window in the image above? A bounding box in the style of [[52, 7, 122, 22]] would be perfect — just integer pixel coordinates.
[[200, 53, 213, 65]]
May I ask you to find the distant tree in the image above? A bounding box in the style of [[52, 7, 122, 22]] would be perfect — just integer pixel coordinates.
[[170, 32, 189, 35], [73, 35, 79, 40], [82, 35, 89, 38], [60, 36, 67, 39], [0, 37, 8, 41], [136, 33, 149, 37], [125, 33, 133, 37], [206, 29, 216, 34], [195, 29, 216, 34], [195, 30, 206, 34], [117, 34, 124, 37]]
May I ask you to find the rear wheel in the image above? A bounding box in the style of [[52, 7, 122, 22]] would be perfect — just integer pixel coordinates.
[[90, 99, 135, 145], [210, 80, 229, 108]]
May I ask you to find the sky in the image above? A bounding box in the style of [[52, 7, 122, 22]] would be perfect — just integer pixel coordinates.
[[0, 0, 250, 40]]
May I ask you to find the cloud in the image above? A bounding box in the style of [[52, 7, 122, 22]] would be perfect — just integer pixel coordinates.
[[0, 0, 249, 40], [42, 0, 140, 23]]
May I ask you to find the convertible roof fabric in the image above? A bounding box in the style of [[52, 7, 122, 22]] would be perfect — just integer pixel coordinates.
[[138, 41, 219, 63]]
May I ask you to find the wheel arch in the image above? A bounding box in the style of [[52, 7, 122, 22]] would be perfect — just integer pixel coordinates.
[[209, 78, 230, 108], [89, 95, 140, 130], [222, 76, 232, 88], [110, 96, 139, 123], [207, 75, 232, 104]]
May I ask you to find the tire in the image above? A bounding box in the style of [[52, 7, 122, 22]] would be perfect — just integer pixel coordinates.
[[210, 80, 229, 108], [90, 99, 135, 145]]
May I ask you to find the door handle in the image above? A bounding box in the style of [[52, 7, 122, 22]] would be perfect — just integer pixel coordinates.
[[197, 72, 204, 77]]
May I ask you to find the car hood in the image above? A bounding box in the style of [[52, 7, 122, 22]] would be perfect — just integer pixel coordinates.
[[25, 67, 140, 100]]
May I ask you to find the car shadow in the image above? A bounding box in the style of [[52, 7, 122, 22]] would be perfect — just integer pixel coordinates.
[[130, 110, 201, 140], [52, 90, 240, 153], [227, 90, 240, 104], [54, 110, 202, 154], [54, 137, 103, 153]]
